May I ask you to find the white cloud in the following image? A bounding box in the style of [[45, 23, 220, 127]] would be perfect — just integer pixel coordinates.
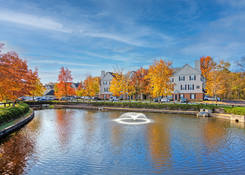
[[0, 10, 71, 33], [30, 59, 98, 67]]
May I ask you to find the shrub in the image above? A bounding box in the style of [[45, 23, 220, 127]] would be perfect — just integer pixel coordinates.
[[0, 103, 30, 125]]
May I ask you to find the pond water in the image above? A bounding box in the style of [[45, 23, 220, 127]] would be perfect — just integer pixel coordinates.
[[1, 109, 245, 175]]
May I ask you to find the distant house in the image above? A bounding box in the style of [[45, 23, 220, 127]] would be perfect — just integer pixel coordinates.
[[99, 71, 114, 99], [172, 60, 205, 101], [44, 89, 55, 98]]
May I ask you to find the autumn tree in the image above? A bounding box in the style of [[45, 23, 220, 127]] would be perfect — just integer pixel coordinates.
[[131, 67, 149, 100], [121, 72, 136, 100], [83, 76, 100, 97], [145, 59, 174, 99], [200, 56, 216, 80], [109, 72, 123, 97], [76, 81, 86, 97], [206, 60, 231, 99], [55, 67, 75, 98], [0, 43, 43, 101], [29, 70, 46, 99]]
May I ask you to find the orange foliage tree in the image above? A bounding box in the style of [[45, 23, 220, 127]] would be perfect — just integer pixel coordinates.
[[0, 43, 43, 101], [145, 59, 174, 98], [55, 67, 75, 98], [131, 67, 149, 100], [200, 56, 216, 80]]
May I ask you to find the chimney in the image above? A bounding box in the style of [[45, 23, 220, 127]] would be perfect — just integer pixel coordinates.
[[195, 60, 200, 71], [101, 70, 105, 77]]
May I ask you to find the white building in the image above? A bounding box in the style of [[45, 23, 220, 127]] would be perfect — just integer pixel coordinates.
[[172, 60, 205, 101], [99, 71, 114, 99]]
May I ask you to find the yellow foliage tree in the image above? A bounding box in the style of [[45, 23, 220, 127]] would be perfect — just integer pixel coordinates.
[[109, 72, 123, 97], [145, 59, 174, 98], [122, 72, 136, 100], [206, 60, 230, 98], [29, 76, 45, 98], [76, 81, 86, 97], [84, 76, 100, 97]]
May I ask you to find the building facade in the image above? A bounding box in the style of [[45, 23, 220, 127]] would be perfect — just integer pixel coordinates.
[[99, 71, 113, 99], [172, 60, 205, 101]]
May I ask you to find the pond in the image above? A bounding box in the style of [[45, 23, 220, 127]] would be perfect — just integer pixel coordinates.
[[1, 109, 245, 175]]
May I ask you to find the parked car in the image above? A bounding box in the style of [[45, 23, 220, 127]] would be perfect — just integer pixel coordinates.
[[204, 96, 221, 101], [109, 96, 119, 102], [180, 97, 188, 103], [161, 97, 170, 102]]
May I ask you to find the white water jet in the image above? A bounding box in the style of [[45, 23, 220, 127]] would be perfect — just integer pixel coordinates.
[[114, 112, 151, 125]]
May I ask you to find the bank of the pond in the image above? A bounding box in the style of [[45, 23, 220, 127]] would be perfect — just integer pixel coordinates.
[[53, 104, 197, 115], [26, 101, 245, 120], [0, 103, 34, 138]]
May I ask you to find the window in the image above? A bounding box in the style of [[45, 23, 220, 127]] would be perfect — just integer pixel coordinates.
[[179, 76, 185, 81], [180, 94, 184, 98], [189, 75, 196, 81], [180, 85, 183, 90], [172, 78, 174, 82], [196, 85, 200, 89], [190, 94, 196, 99], [189, 84, 195, 90]]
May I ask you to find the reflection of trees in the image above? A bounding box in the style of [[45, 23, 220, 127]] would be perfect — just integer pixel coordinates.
[[0, 131, 34, 175], [108, 112, 122, 147], [83, 110, 96, 143], [147, 117, 171, 171], [203, 120, 227, 150], [56, 109, 74, 147]]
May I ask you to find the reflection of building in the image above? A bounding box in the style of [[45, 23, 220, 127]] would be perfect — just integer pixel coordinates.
[[99, 71, 114, 99], [172, 60, 205, 101]]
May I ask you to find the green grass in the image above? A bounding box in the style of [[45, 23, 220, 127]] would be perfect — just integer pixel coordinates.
[[224, 107, 245, 115], [0, 103, 30, 125]]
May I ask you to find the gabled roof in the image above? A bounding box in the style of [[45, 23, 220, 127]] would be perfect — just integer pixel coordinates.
[[44, 89, 54, 96], [173, 64, 201, 75]]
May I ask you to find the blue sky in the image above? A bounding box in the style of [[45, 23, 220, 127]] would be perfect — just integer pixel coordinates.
[[0, 0, 244, 83]]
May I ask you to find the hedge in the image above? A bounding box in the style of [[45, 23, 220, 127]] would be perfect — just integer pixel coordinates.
[[0, 103, 30, 125]]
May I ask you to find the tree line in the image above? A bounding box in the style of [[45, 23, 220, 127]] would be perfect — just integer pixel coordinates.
[[1, 42, 244, 101]]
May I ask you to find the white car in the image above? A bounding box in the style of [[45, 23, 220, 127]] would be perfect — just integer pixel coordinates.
[[109, 96, 119, 102], [204, 96, 221, 101], [161, 98, 170, 102]]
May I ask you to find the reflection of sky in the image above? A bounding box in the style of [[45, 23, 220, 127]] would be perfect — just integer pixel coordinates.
[[14, 109, 245, 175]]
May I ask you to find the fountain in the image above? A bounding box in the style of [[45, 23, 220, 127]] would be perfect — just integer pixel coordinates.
[[114, 112, 151, 125]]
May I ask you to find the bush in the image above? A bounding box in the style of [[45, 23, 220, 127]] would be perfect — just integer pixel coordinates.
[[90, 102, 216, 111], [224, 107, 245, 115], [0, 103, 30, 125]]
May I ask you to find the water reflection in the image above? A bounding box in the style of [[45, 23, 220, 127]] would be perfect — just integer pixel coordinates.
[[202, 119, 227, 150], [0, 114, 41, 175], [55, 109, 74, 147], [108, 112, 123, 147], [147, 116, 171, 172], [0, 109, 245, 175]]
